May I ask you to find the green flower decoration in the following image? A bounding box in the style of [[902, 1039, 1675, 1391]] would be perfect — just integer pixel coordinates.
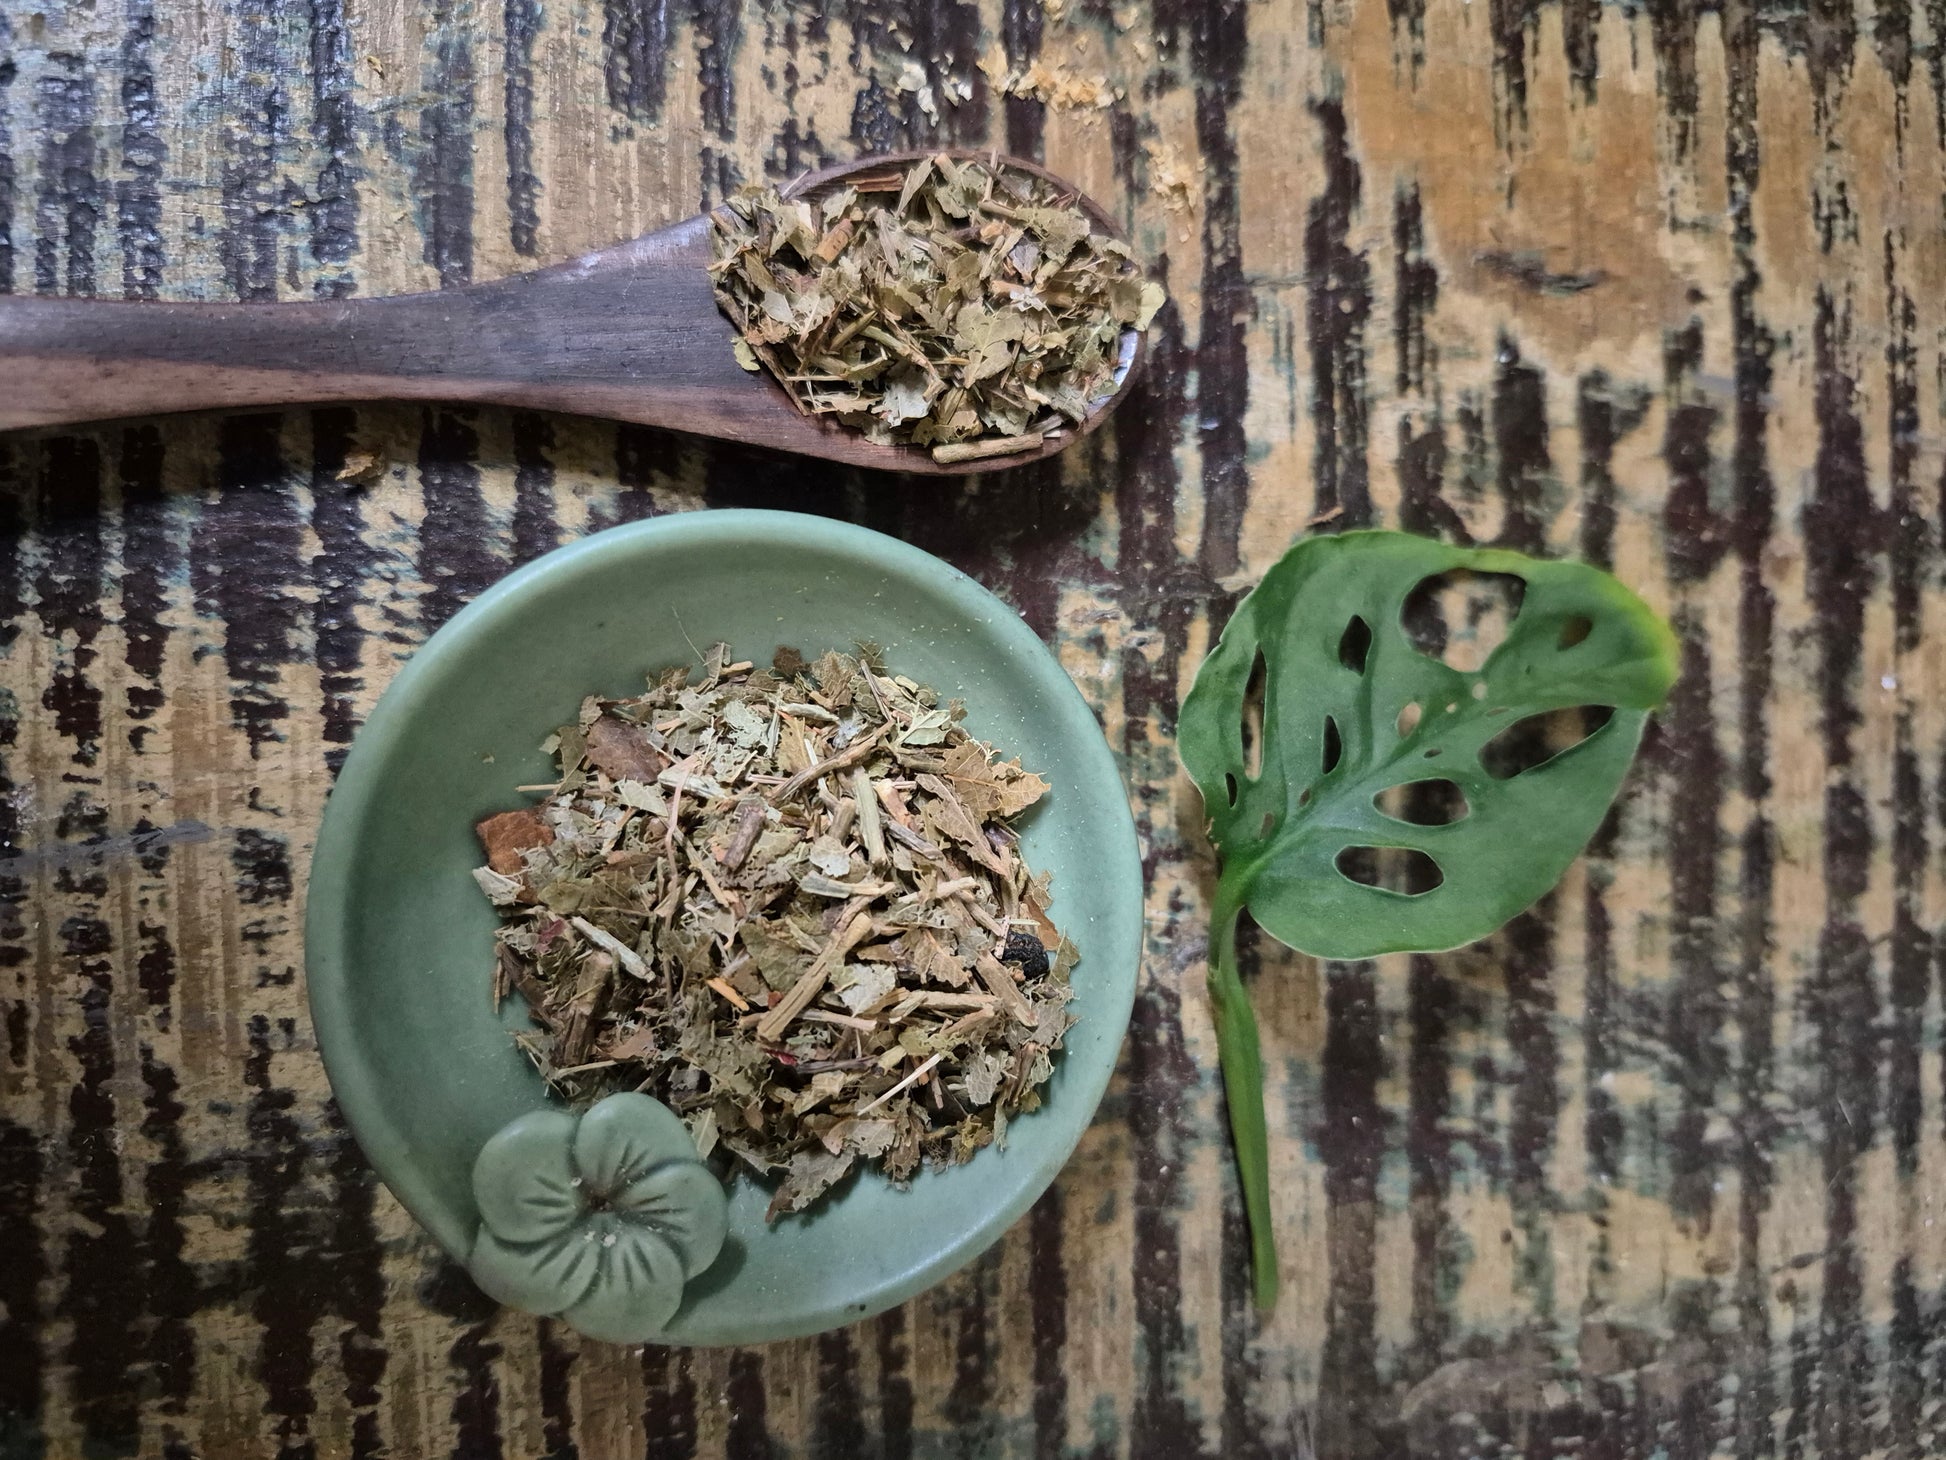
[[467, 1091, 728, 1343]]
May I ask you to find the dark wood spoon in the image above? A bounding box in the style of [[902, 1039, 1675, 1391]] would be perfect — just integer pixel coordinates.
[[0, 150, 1145, 476]]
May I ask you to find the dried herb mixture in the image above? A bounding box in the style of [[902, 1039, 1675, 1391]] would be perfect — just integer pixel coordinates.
[[709, 152, 1164, 463], [474, 643, 1077, 1218]]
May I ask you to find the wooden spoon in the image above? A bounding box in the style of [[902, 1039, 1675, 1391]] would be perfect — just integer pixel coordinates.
[[0, 150, 1145, 476]]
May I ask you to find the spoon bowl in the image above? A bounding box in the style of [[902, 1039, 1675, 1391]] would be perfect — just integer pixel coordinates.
[[0, 149, 1145, 475]]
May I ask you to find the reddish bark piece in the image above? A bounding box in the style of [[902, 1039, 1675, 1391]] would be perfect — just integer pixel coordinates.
[[477, 808, 554, 875]]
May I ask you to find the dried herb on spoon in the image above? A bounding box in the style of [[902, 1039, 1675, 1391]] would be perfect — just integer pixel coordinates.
[[1177, 531, 1678, 1309], [475, 643, 1078, 1218], [709, 153, 1164, 464]]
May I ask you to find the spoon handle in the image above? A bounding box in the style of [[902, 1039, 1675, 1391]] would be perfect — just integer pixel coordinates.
[[0, 292, 474, 428], [0, 217, 729, 433]]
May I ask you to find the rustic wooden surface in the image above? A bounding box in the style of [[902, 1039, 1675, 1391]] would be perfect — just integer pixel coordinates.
[[1, 0, 1940, 1456]]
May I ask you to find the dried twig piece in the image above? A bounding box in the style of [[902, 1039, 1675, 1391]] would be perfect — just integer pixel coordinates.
[[756, 910, 875, 1041]]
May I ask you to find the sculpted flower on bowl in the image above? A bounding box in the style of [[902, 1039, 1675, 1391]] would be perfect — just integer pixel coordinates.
[[467, 1092, 728, 1343]]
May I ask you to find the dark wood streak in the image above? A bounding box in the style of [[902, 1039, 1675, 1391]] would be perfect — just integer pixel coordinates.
[[1306, 99, 1373, 531], [1661, 321, 1729, 583], [1575, 372, 1649, 571], [1027, 1187, 1068, 1460], [810, 1328, 868, 1460], [1645, 0, 1700, 159], [323, 1110, 388, 1458], [1721, 10, 1782, 1449], [1216, 1154, 1271, 1460], [1502, 903, 1560, 1322], [1105, 288, 1206, 1454], [1561, 0, 1599, 100], [1805, 289, 1879, 1458], [417, 408, 503, 633], [533, 1319, 576, 1460], [192, 413, 302, 752], [118, 424, 171, 747], [602, 0, 672, 122], [115, 0, 163, 302], [1394, 186, 1467, 546], [0, 433, 33, 1459], [0, 14, 16, 296], [1487, 338, 1547, 553], [509, 411, 561, 564], [873, 1307, 914, 1460], [1162, 0, 1250, 580], [723, 1348, 773, 1460], [1933, 740, 1946, 1455], [1404, 953, 1455, 1379], [1884, 245, 1923, 653], [641, 1341, 701, 1459], [138, 1045, 198, 1460], [943, 1250, 1002, 1458], [1316, 960, 1385, 1460], [0, 1115, 45, 1456], [999, 0, 1047, 156], [1486, 0, 1541, 133], [449, 1316, 507, 1460], [242, 1013, 328, 1460], [503, 0, 543, 257], [1662, 623, 1725, 1228], [604, 420, 676, 529], [306, 0, 360, 292], [32, 51, 97, 298], [36, 436, 106, 759], [220, 0, 288, 302], [39, 431, 148, 1457], [695, 0, 743, 145], [311, 406, 380, 771], [419, 0, 477, 290]]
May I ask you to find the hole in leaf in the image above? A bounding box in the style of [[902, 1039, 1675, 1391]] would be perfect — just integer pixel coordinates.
[[1337, 616, 1372, 674], [1240, 649, 1267, 780], [1298, 786, 1313, 806], [1259, 811, 1275, 837], [1375, 779, 1469, 826], [1224, 772, 1238, 807], [1559, 614, 1594, 649], [1322, 716, 1343, 774], [1335, 845, 1445, 895], [1396, 701, 1423, 738], [1471, 681, 1488, 700], [1403, 570, 1526, 673], [1481, 705, 1616, 780], [1423, 747, 1443, 758]]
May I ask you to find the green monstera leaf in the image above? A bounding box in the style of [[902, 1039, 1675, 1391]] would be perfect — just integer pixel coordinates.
[[1178, 531, 1678, 1308]]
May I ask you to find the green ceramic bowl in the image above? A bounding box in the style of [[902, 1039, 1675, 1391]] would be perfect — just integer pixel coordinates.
[[305, 510, 1142, 1346]]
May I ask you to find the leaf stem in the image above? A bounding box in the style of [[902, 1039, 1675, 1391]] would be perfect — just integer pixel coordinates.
[[1208, 874, 1278, 1310]]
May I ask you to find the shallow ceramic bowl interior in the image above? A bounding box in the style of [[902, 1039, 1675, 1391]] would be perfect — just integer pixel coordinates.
[[305, 509, 1143, 1346]]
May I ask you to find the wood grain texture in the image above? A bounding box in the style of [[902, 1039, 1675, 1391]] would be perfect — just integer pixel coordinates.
[[0, 0, 1940, 1456]]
